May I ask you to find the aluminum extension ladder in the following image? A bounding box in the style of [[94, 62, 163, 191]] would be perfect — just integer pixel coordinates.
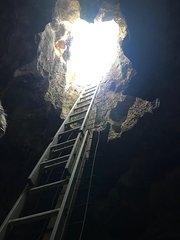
[[0, 85, 98, 240]]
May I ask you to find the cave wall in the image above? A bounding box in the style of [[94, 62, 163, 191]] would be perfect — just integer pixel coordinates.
[[37, 0, 82, 118]]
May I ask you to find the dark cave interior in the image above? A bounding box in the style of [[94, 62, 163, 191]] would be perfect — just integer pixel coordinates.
[[0, 0, 180, 240]]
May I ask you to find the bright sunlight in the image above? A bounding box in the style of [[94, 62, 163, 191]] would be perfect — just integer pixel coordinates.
[[67, 19, 120, 87]]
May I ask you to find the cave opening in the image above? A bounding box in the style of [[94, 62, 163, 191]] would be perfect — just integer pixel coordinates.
[[66, 19, 120, 87], [54, 18, 121, 89], [38, 1, 129, 118]]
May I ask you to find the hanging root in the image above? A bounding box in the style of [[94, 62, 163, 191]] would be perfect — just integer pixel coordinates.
[[0, 102, 7, 138]]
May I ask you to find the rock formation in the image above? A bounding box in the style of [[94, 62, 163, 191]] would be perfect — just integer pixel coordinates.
[[0, 102, 7, 137]]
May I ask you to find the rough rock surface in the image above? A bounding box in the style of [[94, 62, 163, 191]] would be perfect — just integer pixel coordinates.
[[109, 97, 160, 139], [0, 102, 7, 137], [37, 0, 81, 118]]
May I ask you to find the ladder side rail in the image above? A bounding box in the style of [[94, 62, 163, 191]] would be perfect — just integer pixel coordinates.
[[55, 88, 87, 137], [55, 89, 85, 135], [28, 89, 86, 185], [80, 85, 99, 132], [0, 186, 28, 239], [28, 142, 54, 185], [64, 132, 82, 175], [58, 132, 92, 240], [49, 130, 89, 240], [65, 85, 98, 174]]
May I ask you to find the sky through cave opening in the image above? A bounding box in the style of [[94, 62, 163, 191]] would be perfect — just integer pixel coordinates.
[[66, 19, 120, 87]]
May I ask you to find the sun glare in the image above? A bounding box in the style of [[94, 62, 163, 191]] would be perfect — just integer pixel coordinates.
[[67, 19, 120, 87]]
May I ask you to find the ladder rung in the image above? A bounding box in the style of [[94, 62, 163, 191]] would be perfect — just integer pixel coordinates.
[[58, 127, 80, 136], [51, 138, 76, 149], [85, 86, 96, 92], [65, 117, 84, 126], [9, 209, 59, 226], [43, 160, 68, 170], [74, 103, 90, 112], [41, 155, 70, 166], [80, 93, 94, 100], [30, 179, 68, 193], [70, 109, 87, 118], [77, 98, 91, 105], [83, 89, 96, 96], [51, 144, 74, 153]]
